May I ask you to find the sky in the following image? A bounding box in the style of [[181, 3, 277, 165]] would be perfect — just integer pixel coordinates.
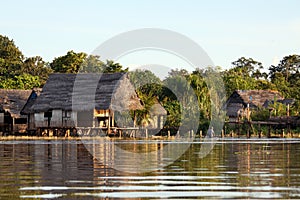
[[1, 0, 300, 72]]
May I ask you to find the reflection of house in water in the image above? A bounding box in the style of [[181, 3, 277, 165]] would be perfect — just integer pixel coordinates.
[[89, 139, 185, 173], [33, 142, 95, 183], [0, 89, 32, 135]]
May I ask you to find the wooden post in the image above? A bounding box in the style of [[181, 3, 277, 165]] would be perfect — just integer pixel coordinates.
[[191, 130, 194, 138], [11, 117, 15, 135], [168, 130, 171, 138], [111, 111, 114, 127], [107, 110, 111, 134], [221, 129, 224, 138], [237, 121, 240, 137], [200, 130, 202, 138], [145, 129, 148, 138], [247, 122, 251, 138], [267, 125, 271, 138], [133, 111, 136, 128]]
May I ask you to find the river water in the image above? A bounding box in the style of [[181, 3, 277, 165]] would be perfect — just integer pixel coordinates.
[[1, 138, 300, 199]]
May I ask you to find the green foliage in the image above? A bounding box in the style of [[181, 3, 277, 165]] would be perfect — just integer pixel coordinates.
[[0, 34, 50, 89], [0, 74, 40, 89], [79, 55, 104, 73], [222, 57, 274, 96], [251, 109, 270, 121], [0, 35, 24, 77], [103, 60, 128, 73], [22, 56, 53, 85], [50, 51, 87, 73], [163, 100, 181, 128], [129, 69, 163, 127]]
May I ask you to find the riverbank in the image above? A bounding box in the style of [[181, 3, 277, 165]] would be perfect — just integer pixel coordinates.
[[1, 133, 300, 140]]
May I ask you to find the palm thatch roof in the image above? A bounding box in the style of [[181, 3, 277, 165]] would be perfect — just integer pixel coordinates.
[[27, 73, 143, 113], [149, 99, 167, 116], [226, 90, 284, 117], [20, 88, 42, 115], [0, 89, 32, 118], [227, 90, 283, 108]]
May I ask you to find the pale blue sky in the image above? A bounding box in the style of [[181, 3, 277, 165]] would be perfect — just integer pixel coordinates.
[[1, 0, 300, 71]]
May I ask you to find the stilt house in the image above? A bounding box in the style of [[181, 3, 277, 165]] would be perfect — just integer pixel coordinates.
[[226, 90, 283, 121], [21, 73, 143, 135], [0, 89, 32, 134]]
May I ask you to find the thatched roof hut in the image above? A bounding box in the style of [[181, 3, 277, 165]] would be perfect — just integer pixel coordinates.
[[149, 100, 167, 116], [26, 73, 143, 113], [226, 90, 284, 118], [0, 89, 32, 118]]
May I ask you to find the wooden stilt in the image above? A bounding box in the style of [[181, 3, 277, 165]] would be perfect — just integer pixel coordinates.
[[133, 111, 136, 128], [107, 110, 111, 134], [267, 125, 271, 138], [112, 111, 114, 127]]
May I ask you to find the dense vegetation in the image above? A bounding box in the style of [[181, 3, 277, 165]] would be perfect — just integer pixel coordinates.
[[1, 34, 300, 134]]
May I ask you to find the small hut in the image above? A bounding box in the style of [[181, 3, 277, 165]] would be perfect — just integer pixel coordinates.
[[226, 90, 283, 121], [149, 100, 167, 129], [22, 73, 143, 136], [0, 89, 32, 135], [20, 88, 42, 132]]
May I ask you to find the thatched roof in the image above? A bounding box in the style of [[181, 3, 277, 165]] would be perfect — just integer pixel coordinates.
[[226, 90, 284, 117], [263, 98, 295, 107], [20, 88, 42, 115], [227, 90, 283, 108], [149, 99, 167, 116], [0, 89, 32, 118], [28, 73, 143, 113]]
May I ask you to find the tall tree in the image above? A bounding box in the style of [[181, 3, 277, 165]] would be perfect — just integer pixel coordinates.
[[50, 51, 87, 73], [79, 55, 104, 73], [222, 57, 272, 96], [269, 54, 300, 81], [0, 35, 24, 77], [129, 69, 162, 127], [22, 56, 53, 85], [102, 60, 128, 73], [269, 54, 300, 102]]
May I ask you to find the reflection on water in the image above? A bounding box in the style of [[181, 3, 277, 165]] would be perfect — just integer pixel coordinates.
[[0, 139, 300, 199]]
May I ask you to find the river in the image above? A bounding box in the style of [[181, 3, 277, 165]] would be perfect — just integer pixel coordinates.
[[1, 138, 300, 199]]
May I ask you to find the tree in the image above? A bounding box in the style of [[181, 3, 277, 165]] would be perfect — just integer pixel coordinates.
[[0, 35, 24, 77], [231, 57, 264, 79], [269, 55, 300, 99], [50, 51, 87, 73], [269, 54, 300, 81], [129, 69, 162, 127], [22, 56, 53, 85], [0, 74, 40, 89], [222, 57, 271, 96], [102, 60, 128, 73], [168, 68, 189, 77], [79, 55, 104, 73]]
